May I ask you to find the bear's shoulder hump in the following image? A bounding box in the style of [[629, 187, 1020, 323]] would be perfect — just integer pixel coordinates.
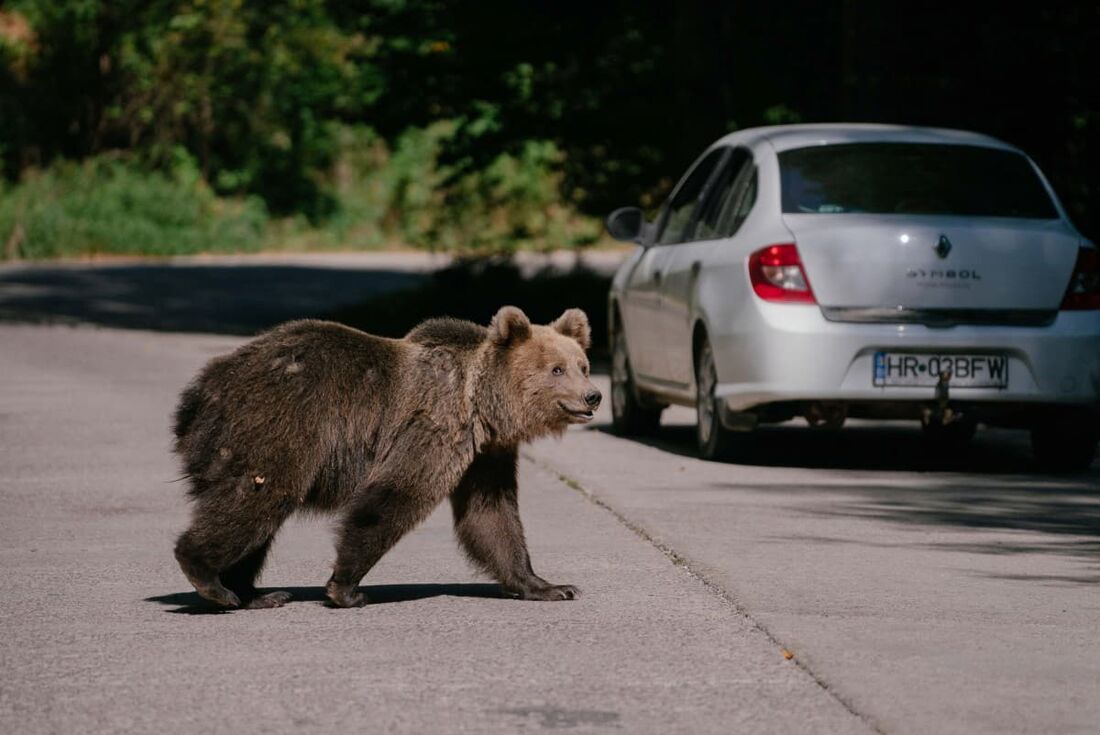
[[405, 318, 487, 348]]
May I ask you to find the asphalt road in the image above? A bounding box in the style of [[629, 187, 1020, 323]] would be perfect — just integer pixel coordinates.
[[1, 253, 1098, 734], [531, 407, 1100, 735]]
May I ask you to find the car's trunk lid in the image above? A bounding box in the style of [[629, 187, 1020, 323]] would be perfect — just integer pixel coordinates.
[[784, 214, 1078, 325]]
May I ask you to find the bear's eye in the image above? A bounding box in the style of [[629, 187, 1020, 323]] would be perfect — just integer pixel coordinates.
[[551, 365, 564, 376]]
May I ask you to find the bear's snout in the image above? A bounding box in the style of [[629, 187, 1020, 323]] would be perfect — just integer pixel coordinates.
[[584, 389, 602, 408]]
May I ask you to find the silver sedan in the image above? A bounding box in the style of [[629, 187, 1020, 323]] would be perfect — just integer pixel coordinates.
[[606, 124, 1100, 469]]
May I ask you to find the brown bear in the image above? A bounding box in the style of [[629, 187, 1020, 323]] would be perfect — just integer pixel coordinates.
[[172, 306, 600, 609]]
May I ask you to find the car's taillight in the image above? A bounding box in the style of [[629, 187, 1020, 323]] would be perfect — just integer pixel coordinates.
[[1061, 247, 1100, 310], [748, 244, 816, 303]]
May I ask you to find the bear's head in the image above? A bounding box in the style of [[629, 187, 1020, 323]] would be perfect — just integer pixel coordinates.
[[486, 305, 601, 442]]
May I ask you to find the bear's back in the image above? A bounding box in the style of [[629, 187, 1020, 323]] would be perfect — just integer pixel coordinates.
[[405, 317, 487, 349]]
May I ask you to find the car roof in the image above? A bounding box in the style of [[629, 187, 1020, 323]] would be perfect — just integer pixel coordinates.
[[714, 124, 1022, 154]]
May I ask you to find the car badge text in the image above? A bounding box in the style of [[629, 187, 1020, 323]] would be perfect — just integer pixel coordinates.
[[906, 268, 981, 280]]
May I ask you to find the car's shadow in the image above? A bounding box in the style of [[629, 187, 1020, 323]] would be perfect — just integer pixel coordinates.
[[145, 583, 507, 614], [595, 422, 1095, 475], [592, 420, 1100, 579], [727, 473, 1100, 581]]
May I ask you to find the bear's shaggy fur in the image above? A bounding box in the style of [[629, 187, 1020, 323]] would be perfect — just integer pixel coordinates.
[[172, 306, 600, 608]]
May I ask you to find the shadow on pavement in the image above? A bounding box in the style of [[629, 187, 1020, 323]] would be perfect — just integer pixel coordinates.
[[0, 258, 614, 357], [327, 258, 613, 359], [762, 475, 1100, 540], [146, 583, 506, 614], [597, 422, 1065, 474], [750, 475, 1100, 578], [0, 263, 426, 335], [595, 420, 1100, 578]]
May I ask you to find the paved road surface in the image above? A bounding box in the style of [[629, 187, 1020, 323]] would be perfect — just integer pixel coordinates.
[[0, 325, 866, 734], [531, 407, 1099, 735], [1, 253, 1097, 734]]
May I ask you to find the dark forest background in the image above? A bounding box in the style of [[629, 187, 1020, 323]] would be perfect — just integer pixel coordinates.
[[1, 1, 1097, 258]]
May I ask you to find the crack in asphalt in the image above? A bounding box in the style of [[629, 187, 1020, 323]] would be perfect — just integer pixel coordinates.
[[522, 450, 886, 735]]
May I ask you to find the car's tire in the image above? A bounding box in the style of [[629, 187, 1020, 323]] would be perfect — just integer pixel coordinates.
[[921, 416, 977, 449], [695, 339, 737, 461], [610, 329, 662, 436], [1031, 416, 1099, 473]]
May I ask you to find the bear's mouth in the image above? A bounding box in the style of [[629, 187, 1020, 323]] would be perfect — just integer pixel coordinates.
[[559, 402, 595, 423]]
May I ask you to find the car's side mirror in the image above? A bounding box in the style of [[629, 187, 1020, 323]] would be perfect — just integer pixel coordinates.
[[606, 206, 646, 244]]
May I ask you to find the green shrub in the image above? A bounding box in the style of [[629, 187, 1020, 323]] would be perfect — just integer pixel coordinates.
[[314, 122, 602, 253], [426, 137, 602, 253], [0, 151, 268, 259], [0, 125, 605, 260]]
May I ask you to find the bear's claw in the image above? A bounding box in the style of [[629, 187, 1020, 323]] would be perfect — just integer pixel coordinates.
[[194, 584, 241, 609], [522, 584, 580, 601], [326, 580, 368, 608], [245, 591, 292, 609]]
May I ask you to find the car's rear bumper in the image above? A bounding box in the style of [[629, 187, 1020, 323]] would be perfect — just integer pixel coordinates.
[[711, 303, 1100, 412]]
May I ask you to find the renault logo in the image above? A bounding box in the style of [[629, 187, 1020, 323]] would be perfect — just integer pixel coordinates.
[[934, 234, 952, 259]]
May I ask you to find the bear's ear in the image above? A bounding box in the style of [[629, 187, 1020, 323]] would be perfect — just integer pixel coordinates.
[[551, 308, 591, 350], [490, 305, 532, 346]]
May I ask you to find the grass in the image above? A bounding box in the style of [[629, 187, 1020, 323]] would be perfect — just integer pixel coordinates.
[[0, 135, 610, 260], [0, 154, 268, 259]]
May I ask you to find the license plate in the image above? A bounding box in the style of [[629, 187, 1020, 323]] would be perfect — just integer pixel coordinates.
[[873, 352, 1008, 388]]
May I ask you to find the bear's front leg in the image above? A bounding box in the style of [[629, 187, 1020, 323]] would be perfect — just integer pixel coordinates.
[[451, 450, 579, 601], [327, 479, 439, 608]]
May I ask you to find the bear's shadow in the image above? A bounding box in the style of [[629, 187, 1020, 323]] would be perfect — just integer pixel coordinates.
[[146, 583, 507, 615]]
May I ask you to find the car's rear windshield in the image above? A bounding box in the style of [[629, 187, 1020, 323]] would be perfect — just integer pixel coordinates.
[[778, 143, 1058, 218]]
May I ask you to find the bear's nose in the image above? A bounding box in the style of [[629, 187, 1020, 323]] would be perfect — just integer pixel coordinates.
[[584, 389, 602, 408]]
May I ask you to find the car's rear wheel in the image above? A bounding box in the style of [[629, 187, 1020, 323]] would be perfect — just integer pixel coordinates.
[[1031, 415, 1099, 472], [695, 339, 736, 460], [610, 329, 662, 436]]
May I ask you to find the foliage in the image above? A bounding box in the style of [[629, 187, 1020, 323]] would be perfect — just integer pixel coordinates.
[[1, 1, 1098, 259], [272, 122, 600, 254], [0, 151, 267, 258], [1, 0, 381, 219]]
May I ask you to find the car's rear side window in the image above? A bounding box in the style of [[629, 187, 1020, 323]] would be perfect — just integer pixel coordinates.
[[657, 149, 725, 245], [694, 148, 750, 241], [778, 143, 1058, 218]]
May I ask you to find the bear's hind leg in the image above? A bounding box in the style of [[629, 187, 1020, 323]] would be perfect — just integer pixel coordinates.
[[175, 500, 291, 609], [327, 479, 439, 608], [174, 529, 243, 608], [220, 537, 292, 609]]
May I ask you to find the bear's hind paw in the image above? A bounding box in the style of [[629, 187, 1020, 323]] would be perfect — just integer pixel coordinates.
[[245, 591, 292, 609], [522, 584, 580, 601], [194, 583, 242, 609]]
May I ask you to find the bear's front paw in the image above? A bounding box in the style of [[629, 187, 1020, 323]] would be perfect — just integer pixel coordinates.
[[325, 580, 368, 608], [522, 584, 580, 601]]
